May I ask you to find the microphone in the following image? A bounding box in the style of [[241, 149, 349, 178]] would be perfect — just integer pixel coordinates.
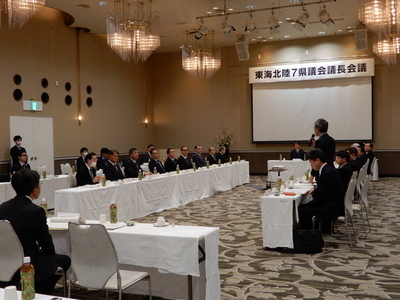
[[308, 134, 315, 147]]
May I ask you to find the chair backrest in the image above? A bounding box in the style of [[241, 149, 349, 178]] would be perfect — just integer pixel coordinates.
[[61, 163, 72, 174], [370, 157, 377, 175], [356, 165, 367, 195], [344, 179, 357, 217], [0, 220, 24, 281], [68, 223, 119, 289], [360, 175, 371, 208], [350, 171, 358, 182]]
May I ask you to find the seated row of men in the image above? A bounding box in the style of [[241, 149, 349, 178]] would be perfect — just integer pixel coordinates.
[[298, 144, 374, 232], [76, 145, 229, 186]]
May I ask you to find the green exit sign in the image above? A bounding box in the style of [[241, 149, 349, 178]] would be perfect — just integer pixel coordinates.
[[23, 100, 43, 112]]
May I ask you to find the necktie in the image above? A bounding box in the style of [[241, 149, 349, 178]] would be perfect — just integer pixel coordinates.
[[115, 164, 122, 177]]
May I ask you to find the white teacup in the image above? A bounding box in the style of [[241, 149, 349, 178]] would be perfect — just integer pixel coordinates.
[[157, 217, 166, 226], [99, 214, 107, 224], [4, 286, 18, 300]]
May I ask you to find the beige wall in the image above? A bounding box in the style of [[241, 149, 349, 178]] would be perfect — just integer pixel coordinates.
[[1, 7, 399, 166]]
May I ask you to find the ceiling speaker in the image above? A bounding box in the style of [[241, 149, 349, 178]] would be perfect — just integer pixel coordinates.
[[235, 37, 249, 61], [355, 28, 368, 50]]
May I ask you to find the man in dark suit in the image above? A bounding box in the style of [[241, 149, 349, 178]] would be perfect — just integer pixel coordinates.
[[192, 145, 206, 168], [104, 150, 124, 181], [139, 144, 154, 165], [76, 152, 102, 186], [207, 147, 218, 165], [10, 135, 26, 166], [10, 150, 31, 173], [0, 169, 70, 294], [76, 147, 88, 170], [356, 145, 368, 165], [290, 142, 305, 160], [298, 149, 344, 230], [335, 150, 354, 216], [178, 146, 191, 170], [216, 146, 227, 164], [346, 147, 363, 172], [148, 148, 166, 174], [364, 142, 375, 174], [164, 147, 178, 172], [96, 147, 109, 170], [125, 148, 151, 178]]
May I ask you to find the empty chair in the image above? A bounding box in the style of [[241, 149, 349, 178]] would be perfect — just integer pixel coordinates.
[[352, 175, 371, 237], [68, 223, 152, 300], [61, 163, 73, 174], [370, 157, 379, 182]]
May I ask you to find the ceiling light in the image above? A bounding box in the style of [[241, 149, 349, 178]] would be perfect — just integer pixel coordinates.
[[290, 0, 302, 2], [268, 10, 280, 35], [97, 2, 108, 5], [245, 5, 257, 9], [245, 12, 258, 33], [318, 31, 326, 34], [219, 18, 236, 37], [319, 4, 334, 27], [284, 35, 291, 38], [293, 7, 309, 31], [228, 8, 234, 11], [213, 6, 218, 10]]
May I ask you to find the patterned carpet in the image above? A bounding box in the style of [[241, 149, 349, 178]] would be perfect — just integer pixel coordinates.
[[54, 176, 400, 300]]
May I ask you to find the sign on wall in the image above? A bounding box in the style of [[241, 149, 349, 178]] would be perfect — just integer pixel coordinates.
[[249, 58, 374, 84]]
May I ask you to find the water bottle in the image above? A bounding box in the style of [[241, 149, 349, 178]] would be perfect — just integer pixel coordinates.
[[229, 157, 232, 164], [42, 170, 46, 179], [206, 160, 209, 169], [218, 159, 221, 167], [21, 256, 35, 300], [72, 166, 76, 174], [138, 170, 143, 180], [192, 163, 196, 171], [279, 154, 282, 161], [110, 201, 117, 223], [153, 167, 158, 174], [40, 198, 47, 216], [277, 176, 282, 192], [176, 165, 180, 174], [238, 155, 241, 162], [101, 174, 106, 186]]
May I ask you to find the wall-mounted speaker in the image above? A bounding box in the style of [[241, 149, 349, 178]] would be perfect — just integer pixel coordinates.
[[355, 28, 368, 50], [235, 37, 249, 61]]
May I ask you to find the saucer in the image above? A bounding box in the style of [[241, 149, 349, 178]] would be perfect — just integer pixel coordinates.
[[154, 222, 169, 227]]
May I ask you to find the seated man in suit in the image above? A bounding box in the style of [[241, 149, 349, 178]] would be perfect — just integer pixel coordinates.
[[298, 149, 344, 231], [356, 145, 368, 165], [10, 135, 26, 166], [104, 150, 125, 181], [216, 146, 227, 164], [96, 147, 109, 170], [0, 169, 71, 294], [10, 150, 31, 173], [346, 147, 363, 172], [364, 142, 375, 174], [139, 144, 154, 165], [76, 147, 88, 170], [335, 150, 353, 215], [207, 147, 218, 165], [178, 146, 191, 170], [192, 145, 206, 168], [148, 148, 166, 174], [290, 142, 305, 160], [164, 147, 178, 172], [125, 148, 151, 178], [76, 152, 102, 186]]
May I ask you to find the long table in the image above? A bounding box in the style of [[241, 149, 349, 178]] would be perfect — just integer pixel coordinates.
[[49, 222, 220, 300], [267, 159, 310, 182], [0, 288, 78, 300], [54, 161, 249, 221], [0, 174, 71, 208]]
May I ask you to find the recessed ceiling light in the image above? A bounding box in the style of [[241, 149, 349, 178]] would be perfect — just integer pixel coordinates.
[[278, 21, 283, 24], [346, 26, 352, 29], [337, 29, 342, 32], [213, 6, 218, 10], [171, 33, 179, 36], [284, 35, 290, 38], [318, 31, 325, 35], [206, 11, 212, 14], [96, 1, 107, 5], [286, 18, 291, 20], [269, 37, 274, 39], [77, 4, 90, 8], [258, 36, 262, 38], [263, 39, 267, 41], [245, 5, 257, 9], [252, 38, 256, 41], [228, 8, 233, 11]]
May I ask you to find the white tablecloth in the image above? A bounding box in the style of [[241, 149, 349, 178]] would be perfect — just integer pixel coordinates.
[[50, 223, 220, 300], [55, 161, 250, 221], [0, 174, 71, 208], [0, 288, 78, 300], [268, 160, 310, 182]]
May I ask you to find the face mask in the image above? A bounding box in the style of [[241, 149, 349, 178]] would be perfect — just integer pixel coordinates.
[[16, 142, 22, 146], [90, 161, 97, 167], [83, 152, 88, 157]]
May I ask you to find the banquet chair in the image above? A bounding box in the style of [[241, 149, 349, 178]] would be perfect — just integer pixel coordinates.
[[333, 179, 358, 250], [355, 162, 368, 202], [0, 220, 68, 295], [370, 157, 379, 182], [352, 175, 371, 237], [68, 223, 152, 300], [61, 163, 73, 174]]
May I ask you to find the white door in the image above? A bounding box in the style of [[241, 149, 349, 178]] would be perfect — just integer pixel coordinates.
[[10, 116, 54, 174]]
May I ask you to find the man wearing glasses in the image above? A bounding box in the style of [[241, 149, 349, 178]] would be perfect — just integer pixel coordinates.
[[178, 146, 191, 170], [10, 150, 30, 173]]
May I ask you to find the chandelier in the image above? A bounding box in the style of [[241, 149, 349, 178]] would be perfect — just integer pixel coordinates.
[[0, 0, 45, 29], [106, 0, 160, 62], [359, 0, 400, 65], [182, 31, 221, 79]]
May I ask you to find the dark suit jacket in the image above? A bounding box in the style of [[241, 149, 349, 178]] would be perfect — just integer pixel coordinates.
[[124, 159, 142, 178], [139, 152, 151, 165], [96, 156, 107, 170], [178, 155, 191, 170], [164, 157, 178, 172], [300, 164, 344, 223], [11, 162, 31, 173], [338, 163, 354, 201], [216, 152, 227, 164], [349, 157, 363, 172], [192, 153, 206, 168], [290, 149, 305, 160], [315, 133, 336, 166], [0, 195, 58, 281], [76, 156, 85, 170], [149, 159, 166, 174], [76, 164, 96, 186], [10, 145, 26, 165], [103, 161, 124, 181], [207, 154, 218, 165]]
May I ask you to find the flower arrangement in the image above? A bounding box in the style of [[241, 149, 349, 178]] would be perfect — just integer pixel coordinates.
[[214, 128, 235, 148]]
